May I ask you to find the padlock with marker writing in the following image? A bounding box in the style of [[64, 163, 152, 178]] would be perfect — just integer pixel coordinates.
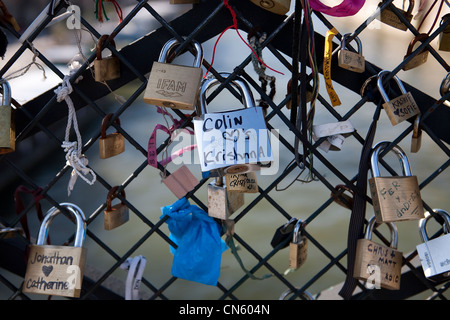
[[0, 80, 15, 154], [289, 219, 308, 269], [144, 38, 203, 110], [369, 141, 424, 223], [377, 70, 420, 126], [22, 203, 87, 298], [94, 35, 120, 82], [377, 0, 414, 31], [354, 216, 403, 290], [337, 34, 365, 73], [416, 209, 450, 282], [99, 113, 125, 159], [104, 186, 129, 230], [225, 172, 258, 193], [207, 176, 244, 220]]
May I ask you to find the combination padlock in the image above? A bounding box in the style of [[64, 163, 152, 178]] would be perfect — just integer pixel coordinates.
[[377, 0, 414, 31], [99, 113, 125, 159], [248, 0, 291, 15], [289, 219, 308, 269], [23, 203, 87, 298], [410, 114, 422, 153], [207, 176, 244, 220], [144, 38, 203, 110], [354, 215, 403, 290], [377, 70, 420, 126], [104, 186, 129, 230], [402, 34, 429, 71], [369, 141, 424, 223], [0, 80, 14, 154], [225, 172, 258, 193], [438, 14, 450, 51], [337, 34, 365, 73], [94, 35, 120, 82], [416, 209, 450, 282]]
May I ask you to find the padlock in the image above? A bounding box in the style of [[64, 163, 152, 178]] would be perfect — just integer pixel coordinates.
[[194, 72, 272, 176], [99, 113, 125, 159], [354, 215, 403, 290], [104, 186, 129, 230], [170, 0, 199, 3], [377, 70, 420, 126], [369, 141, 424, 223], [438, 14, 450, 51], [410, 114, 422, 153], [144, 38, 203, 110], [279, 288, 314, 300], [22, 203, 87, 298], [0, 80, 15, 154], [248, 0, 291, 15], [402, 34, 429, 71], [289, 219, 308, 269], [207, 176, 244, 220], [416, 209, 450, 282], [285, 78, 313, 109], [94, 35, 120, 82], [225, 172, 258, 193], [270, 217, 298, 249], [337, 34, 365, 73], [377, 0, 414, 31]]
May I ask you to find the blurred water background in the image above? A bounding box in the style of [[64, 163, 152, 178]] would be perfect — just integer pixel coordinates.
[[1, 0, 450, 299]]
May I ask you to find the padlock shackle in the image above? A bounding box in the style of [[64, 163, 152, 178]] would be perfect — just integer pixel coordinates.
[[419, 209, 450, 242], [370, 141, 412, 178], [96, 35, 116, 61], [412, 114, 421, 139], [1, 79, 11, 106], [376, 70, 408, 104], [364, 215, 398, 249], [101, 113, 121, 138], [106, 186, 126, 211], [158, 38, 203, 68], [37, 203, 86, 247], [405, 33, 429, 56], [340, 33, 363, 56], [292, 219, 304, 244], [198, 72, 256, 116]]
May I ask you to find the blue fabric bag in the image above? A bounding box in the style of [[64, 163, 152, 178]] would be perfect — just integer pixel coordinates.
[[160, 197, 227, 286]]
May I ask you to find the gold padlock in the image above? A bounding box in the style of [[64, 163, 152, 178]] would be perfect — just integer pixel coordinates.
[[289, 219, 308, 270], [0, 80, 15, 154], [439, 14, 450, 51], [410, 114, 422, 153], [99, 113, 125, 159], [170, 0, 199, 3], [23, 203, 87, 298], [337, 34, 365, 73], [144, 38, 203, 110], [369, 141, 424, 223], [377, 70, 420, 126], [354, 216, 403, 290], [207, 176, 244, 220], [402, 34, 429, 71], [248, 0, 291, 15], [377, 0, 414, 31], [104, 186, 129, 230], [225, 172, 258, 193], [94, 35, 120, 82]]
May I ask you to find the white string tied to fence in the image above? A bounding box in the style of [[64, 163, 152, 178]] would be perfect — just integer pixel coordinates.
[[55, 71, 96, 196]]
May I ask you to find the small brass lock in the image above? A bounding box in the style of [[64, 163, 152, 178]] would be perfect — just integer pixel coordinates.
[[248, 0, 291, 15], [377, 70, 420, 126], [104, 186, 129, 230], [289, 219, 308, 269], [0, 80, 15, 154], [337, 34, 365, 73], [369, 141, 424, 223], [94, 35, 120, 82], [354, 216, 403, 290], [144, 38, 203, 110], [402, 34, 429, 71], [410, 114, 422, 153], [207, 176, 244, 220], [439, 14, 450, 51], [23, 203, 87, 298], [99, 113, 125, 159], [377, 0, 414, 31]]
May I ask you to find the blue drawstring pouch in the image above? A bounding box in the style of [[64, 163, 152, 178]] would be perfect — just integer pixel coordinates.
[[160, 197, 227, 286]]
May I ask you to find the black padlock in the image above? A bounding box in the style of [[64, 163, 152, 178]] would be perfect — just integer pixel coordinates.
[[270, 218, 298, 249]]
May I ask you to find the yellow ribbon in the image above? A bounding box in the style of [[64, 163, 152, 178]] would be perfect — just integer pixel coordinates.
[[323, 28, 341, 107]]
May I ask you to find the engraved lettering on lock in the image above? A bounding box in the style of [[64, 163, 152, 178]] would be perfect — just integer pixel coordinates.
[[156, 78, 187, 97]]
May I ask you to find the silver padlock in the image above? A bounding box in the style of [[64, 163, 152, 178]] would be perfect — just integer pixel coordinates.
[[0, 80, 14, 154], [377, 70, 420, 126], [416, 209, 450, 282], [207, 176, 244, 220], [337, 34, 365, 73]]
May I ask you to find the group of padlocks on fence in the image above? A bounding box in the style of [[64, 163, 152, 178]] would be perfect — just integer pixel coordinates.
[[1, 0, 450, 299]]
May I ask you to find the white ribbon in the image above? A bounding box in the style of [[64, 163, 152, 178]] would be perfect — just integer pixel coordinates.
[[120, 255, 147, 300], [312, 120, 355, 152]]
